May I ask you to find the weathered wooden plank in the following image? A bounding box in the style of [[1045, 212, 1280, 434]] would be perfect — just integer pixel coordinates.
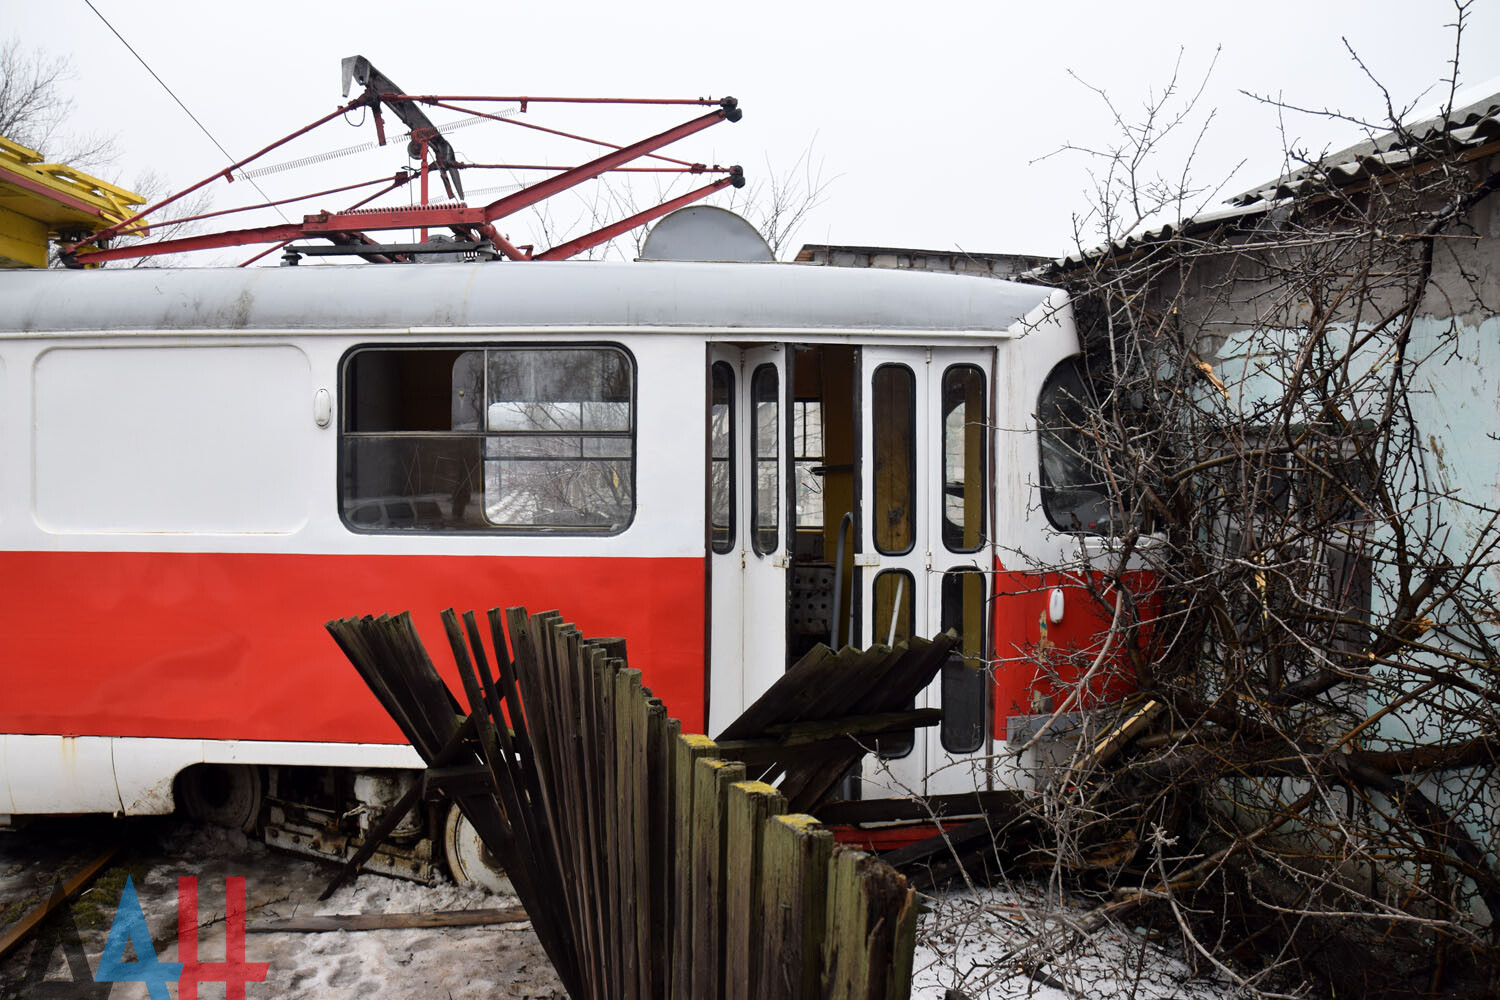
[[247, 907, 530, 933], [822, 848, 866, 1000], [691, 756, 746, 1000], [643, 698, 669, 999], [657, 714, 683, 999], [723, 780, 786, 1000], [629, 673, 654, 1000], [813, 790, 1025, 826], [716, 643, 840, 740], [758, 814, 834, 1000], [888, 883, 918, 1000], [670, 732, 717, 1000], [614, 665, 639, 1000], [716, 709, 945, 763], [822, 847, 918, 1000]]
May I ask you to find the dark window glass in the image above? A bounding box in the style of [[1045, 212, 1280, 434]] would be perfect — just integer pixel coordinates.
[[751, 364, 779, 554], [873, 569, 915, 759], [940, 569, 987, 753], [872, 365, 916, 555], [710, 361, 735, 554], [341, 346, 634, 533], [942, 365, 987, 552], [1038, 356, 1112, 533]]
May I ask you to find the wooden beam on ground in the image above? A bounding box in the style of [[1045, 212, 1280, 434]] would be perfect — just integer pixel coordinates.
[[247, 907, 530, 933], [815, 790, 1027, 826]]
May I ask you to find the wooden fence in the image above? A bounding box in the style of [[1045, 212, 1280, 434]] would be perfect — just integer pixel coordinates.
[[327, 607, 931, 1000]]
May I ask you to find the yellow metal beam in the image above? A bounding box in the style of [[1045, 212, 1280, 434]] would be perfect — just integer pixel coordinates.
[[0, 134, 148, 267]]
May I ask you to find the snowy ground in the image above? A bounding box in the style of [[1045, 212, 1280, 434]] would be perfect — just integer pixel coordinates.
[[1, 816, 563, 999], [912, 883, 1236, 1000], [4, 816, 1237, 999]]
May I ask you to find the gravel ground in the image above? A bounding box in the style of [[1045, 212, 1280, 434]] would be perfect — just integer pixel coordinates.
[[1, 816, 563, 999]]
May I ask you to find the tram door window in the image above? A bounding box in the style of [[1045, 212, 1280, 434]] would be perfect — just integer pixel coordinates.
[[709, 361, 735, 554], [750, 364, 780, 555], [942, 365, 987, 553], [872, 364, 917, 556], [940, 569, 987, 753]]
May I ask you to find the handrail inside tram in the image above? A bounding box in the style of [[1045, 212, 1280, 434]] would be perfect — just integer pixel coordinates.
[[830, 511, 854, 649]]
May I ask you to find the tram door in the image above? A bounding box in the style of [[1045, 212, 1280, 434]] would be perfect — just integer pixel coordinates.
[[859, 347, 995, 797], [707, 345, 789, 736]]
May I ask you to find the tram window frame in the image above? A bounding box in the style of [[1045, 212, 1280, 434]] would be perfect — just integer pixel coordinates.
[[939, 568, 988, 753], [750, 363, 780, 555], [339, 343, 636, 535], [710, 361, 736, 554], [872, 363, 917, 556], [1037, 356, 1114, 534], [941, 364, 987, 553]]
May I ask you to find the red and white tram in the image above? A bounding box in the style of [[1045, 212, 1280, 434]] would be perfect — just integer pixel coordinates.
[[0, 258, 1128, 879]]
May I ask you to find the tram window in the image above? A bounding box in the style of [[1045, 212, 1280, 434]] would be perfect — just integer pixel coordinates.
[[1038, 356, 1112, 533], [710, 361, 735, 554], [751, 364, 779, 554], [872, 568, 915, 759], [341, 345, 634, 534], [794, 399, 824, 530], [940, 569, 987, 753], [942, 365, 987, 553], [872, 364, 916, 555]]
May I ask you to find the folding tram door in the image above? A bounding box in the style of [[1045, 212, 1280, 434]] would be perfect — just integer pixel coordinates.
[[857, 346, 995, 797], [707, 344, 789, 736], [708, 342, 994, 798]]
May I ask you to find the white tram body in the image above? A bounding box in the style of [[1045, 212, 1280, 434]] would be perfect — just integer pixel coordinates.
[[0, 260, 1118, 827]]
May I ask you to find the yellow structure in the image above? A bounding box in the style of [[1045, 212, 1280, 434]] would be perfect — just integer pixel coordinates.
[[0, 135, 147, 268]]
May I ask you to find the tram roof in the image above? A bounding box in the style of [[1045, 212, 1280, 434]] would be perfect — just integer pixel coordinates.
[[0, 259, 1058, 339]]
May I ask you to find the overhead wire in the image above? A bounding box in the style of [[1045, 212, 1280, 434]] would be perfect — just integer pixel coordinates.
[[82, 0, 293, 224]]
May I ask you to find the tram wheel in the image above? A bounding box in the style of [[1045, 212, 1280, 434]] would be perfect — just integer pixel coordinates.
[[443, 802, 511, 893], [176, 764, 263, 833]]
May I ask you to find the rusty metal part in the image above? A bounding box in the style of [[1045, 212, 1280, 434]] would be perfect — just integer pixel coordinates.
[[0, 846, 120, 961]]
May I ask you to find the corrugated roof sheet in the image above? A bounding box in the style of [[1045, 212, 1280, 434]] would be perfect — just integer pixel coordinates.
[[1227, 78, 1500, 206], [1046, 80, 1500, 272]]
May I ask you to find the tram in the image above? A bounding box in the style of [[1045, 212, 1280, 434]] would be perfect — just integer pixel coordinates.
[[0, 258, 1128, 883]]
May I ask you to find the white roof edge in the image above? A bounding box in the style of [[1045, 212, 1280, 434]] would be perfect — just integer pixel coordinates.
[[0, 259, 1054, 337]]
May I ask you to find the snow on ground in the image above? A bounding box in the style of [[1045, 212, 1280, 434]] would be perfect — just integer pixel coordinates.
[[5, 816, 1243, 999], [912, 882, 1235, 999], [2, 817, 563, 999]]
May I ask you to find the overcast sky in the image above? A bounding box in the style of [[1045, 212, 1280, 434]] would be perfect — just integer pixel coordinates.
[[9, 0, 1499, 262]]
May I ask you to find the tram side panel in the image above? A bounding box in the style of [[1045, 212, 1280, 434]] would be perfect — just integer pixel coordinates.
[[0, 330, 707, 814], [991, 293, 1146, 756]]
